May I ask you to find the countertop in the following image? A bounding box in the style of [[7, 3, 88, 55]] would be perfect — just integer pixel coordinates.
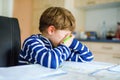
[[77, 39, 120, 43]]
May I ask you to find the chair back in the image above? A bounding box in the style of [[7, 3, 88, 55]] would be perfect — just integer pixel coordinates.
[[0, 16, 21, 67]]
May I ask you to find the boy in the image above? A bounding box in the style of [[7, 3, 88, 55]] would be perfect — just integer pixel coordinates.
[[18, 7, 94, 69]]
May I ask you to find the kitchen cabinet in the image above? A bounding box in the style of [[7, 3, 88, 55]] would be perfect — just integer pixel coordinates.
[[74, 0, 120, 8], [95, 0, 120, 5], [81, 41, 120, 64], [75, 0, 97, 8]]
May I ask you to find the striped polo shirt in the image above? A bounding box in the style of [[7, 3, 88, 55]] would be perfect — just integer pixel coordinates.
[[18, 34, 93, 69]]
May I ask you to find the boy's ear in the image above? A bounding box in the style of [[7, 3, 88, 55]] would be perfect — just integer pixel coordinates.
[[47, 25, 56, 35]]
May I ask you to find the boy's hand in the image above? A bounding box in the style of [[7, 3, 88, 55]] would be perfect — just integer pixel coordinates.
[[61, 34, 74, 47]]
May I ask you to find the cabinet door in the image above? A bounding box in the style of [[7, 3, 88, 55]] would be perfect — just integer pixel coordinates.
[[74, 0, 120, 8], [75, 0, 96, 8], [96, 0, 115, 4], [114, 0, 120, 2], [93, 51, 120, 64], [91, 42, 120, 64], [81, 42, 120, 64], [113, 53, 120, 64]]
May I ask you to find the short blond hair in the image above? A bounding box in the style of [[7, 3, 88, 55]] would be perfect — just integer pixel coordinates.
[[39, 7, 76, 33]]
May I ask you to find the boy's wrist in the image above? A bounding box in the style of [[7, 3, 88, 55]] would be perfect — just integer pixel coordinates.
[[69, 38, 78, 49]]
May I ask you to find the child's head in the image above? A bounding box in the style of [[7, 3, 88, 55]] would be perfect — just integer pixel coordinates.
[[39, 7, 76, 47], [39, 6, 75, 33]]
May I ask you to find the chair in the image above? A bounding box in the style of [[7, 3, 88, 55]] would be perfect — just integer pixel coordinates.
[[0, 16, 21, 67]]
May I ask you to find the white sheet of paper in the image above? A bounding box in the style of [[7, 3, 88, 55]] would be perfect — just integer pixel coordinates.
[[61, 61, 115, 74], [91, 70, 120, 80], [0, 61, 119, 80], [0, 64, 66, 80], [108, 65, 120, 72]]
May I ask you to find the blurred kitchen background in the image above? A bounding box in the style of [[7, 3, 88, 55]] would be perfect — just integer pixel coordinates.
[[0, 0, 120, 64]]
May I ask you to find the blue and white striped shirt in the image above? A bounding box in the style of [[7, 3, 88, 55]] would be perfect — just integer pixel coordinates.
[[18, 34, 93, 69]]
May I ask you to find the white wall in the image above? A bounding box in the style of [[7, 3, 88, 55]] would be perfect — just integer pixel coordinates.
[[85, 7, 120, 35], [0, 0, 14, 17], [117, 7, 120, 22], [0, 0, 3, 15]]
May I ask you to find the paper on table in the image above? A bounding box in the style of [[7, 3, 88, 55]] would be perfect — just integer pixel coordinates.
[[61, 61, 115, 74], [41, 72, 97, 80], [108, 65, 120, 72], [91, 70, 120, 80], [0, 64, 66, 80]]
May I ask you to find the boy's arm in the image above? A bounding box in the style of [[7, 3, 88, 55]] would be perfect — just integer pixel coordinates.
[[68, 39, 94, 62], [19, 39, 71, 69]]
